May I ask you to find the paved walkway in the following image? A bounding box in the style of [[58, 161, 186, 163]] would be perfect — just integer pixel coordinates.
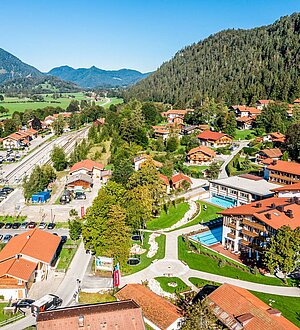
[[218, 141, 249, 179], [121, 221, 300, 297]]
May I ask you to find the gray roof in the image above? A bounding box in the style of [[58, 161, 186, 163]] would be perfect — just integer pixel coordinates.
[[210, 176, 281, 196], [66, 173, 93, 185]]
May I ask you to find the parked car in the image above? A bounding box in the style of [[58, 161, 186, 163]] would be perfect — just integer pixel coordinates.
[[1, 187, 14, 194], [47, 223, 56, 230], [38, 222, 47, 229], [3, 234, 12, 243], [28, 222, 36, 229], [4, 223, 12, 229], [0, 222, 5, 229], [12, 222, 21, 229], [6, 157, 15, 162], [75, 192, 86, 200], [20, 222, 28, 229], [61, 236, 67, 244], [0, 234, 3, 241], [12, 299, 35, 309], [15, 154, 21, 159]]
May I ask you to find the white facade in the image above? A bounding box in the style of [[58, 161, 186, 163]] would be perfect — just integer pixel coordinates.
[[0, 288, 26, 300]]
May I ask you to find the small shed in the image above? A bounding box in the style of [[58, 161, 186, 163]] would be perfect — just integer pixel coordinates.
[[31, 191, 51, 203]]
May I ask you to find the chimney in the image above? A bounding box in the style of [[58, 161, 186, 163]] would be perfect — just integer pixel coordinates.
[[270, 203, 276, 208], [256, 202, 262, 208], [285, 209, 294, 218], [267, 308, 281, 317], [236, 313, 254, 326], [272, 160, 277, 165], [265, 213, 271, 220], [276, 205, 284, 212]]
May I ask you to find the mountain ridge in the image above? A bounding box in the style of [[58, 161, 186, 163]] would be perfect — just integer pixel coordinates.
[[47, 65, 151, 88], [126, 13, 300, 106]]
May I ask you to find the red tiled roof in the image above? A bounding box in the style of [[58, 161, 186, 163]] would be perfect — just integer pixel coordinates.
[[165, 109, 188, 115], [27, 128, 38, 134], [159, 174, 170, 186], [239, 174, 263, 181], [257, 99, 274, 105], [293, 98, 300, 103], [0, 228, 61, 264], [188, 146, 216, 157], [247, 107, 261, 115], [197, 130, 231, 141], [220, 197, 300, 230], [271, 182, 300, 192], [0, 258, 37, 282], [262, 158, 273, 165], [37, 300, 145, 329], [70, 159, 104, 173], [171, 173, 192, 185], [236, 116, 254, 123], [208, 284, 298, 330], [266, 160, 300, 176], [115, 284, 182, 330], [269, 132, 285, 139], [4, 133, 24, 141], [259, 148, 282, 159]]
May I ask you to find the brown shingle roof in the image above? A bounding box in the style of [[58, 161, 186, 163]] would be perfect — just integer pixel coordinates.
[[207, 284, 298, 330], [187, 146, 216, 157], [0, 228, 61, 264], [37, 300, 146, 330], [115, 284, 182, 330], [259, 148, 282, 159]]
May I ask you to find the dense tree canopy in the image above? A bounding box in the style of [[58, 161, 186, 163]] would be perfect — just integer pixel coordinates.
[[126, 14, 300, 106]]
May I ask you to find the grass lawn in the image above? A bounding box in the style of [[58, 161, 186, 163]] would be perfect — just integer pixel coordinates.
[[56, 240, 79, 271], [178, 236, 289, 286], [234, 129, 256, 140], [122, 232, 166, 275], [251, 291, 300, 328], [87, 140, 111, 166], [0, 303, 11, 322], [0, 215, 27, 223], [53, 222, 69, 229], [189, 277, 220, 288], [147, 202, 189, 230], [0, 94, 122, 115], [79, 292, 116, 304], [155, 277, 190, 294], [174, 201, 222, 230]]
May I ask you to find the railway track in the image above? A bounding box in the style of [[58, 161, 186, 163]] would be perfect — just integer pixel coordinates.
[[4, 127, 89, 184]]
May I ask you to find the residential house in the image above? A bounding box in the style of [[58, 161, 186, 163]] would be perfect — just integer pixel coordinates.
[[187, 146, 216, 165], [181, 125, 198, 135], [134, 155, 163, 171], [221, 197, 300, 258], [70, 159, 104, 178], [209, 174, 280, 206], [161, 109, 189, 124], [271, 182, 300, 198], [0, 229, 61, 300], [93, 118, 105, 126], [37, 300, 146, 330], [264, 160, 300, 185], [256, 99, 274, 110], [171, 173, 192, 190], [1, 132, 31, 149], [66, 173, 93, 191], [115, 284, 183, 330], [236, 116, 255, 130], [197, 130, 233, 148], [293, 98, 300, 104], [152, 126, 170, 140], [256, 148, 282, 163], [160, 174, 171, 194], [207, 283, 298, 330]]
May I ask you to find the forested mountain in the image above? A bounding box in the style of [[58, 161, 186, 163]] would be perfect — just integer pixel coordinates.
[[0, 75, 80, 94], [48, 65, 150, 88], [126, 13, 300, 106], [0, 48, 43, 83]]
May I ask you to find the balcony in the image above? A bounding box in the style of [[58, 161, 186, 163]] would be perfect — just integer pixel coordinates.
[[242, 219, 266, 232], [227, 232, 236, 239], [240, 239, 250, 246], [227, 222, 237, 229], [242, 229, 258, 238]]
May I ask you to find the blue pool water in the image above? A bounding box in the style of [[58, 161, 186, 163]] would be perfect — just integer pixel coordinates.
[[190, 226, 223, 246], [205, 196, 236, 208]]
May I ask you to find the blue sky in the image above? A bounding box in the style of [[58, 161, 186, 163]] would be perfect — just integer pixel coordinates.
[[1, 0, 299, 72]]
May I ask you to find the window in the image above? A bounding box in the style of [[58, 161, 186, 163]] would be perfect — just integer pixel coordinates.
[[78, 315, 84, 327], [18, 279, 22, 285]]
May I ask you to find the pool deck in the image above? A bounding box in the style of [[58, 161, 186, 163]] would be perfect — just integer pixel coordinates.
[[209, 243, 244, 264]]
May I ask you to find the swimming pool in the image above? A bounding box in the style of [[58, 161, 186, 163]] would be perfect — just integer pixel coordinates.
[[190, 226, 223, 246], [205, 196, 236, 208]]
